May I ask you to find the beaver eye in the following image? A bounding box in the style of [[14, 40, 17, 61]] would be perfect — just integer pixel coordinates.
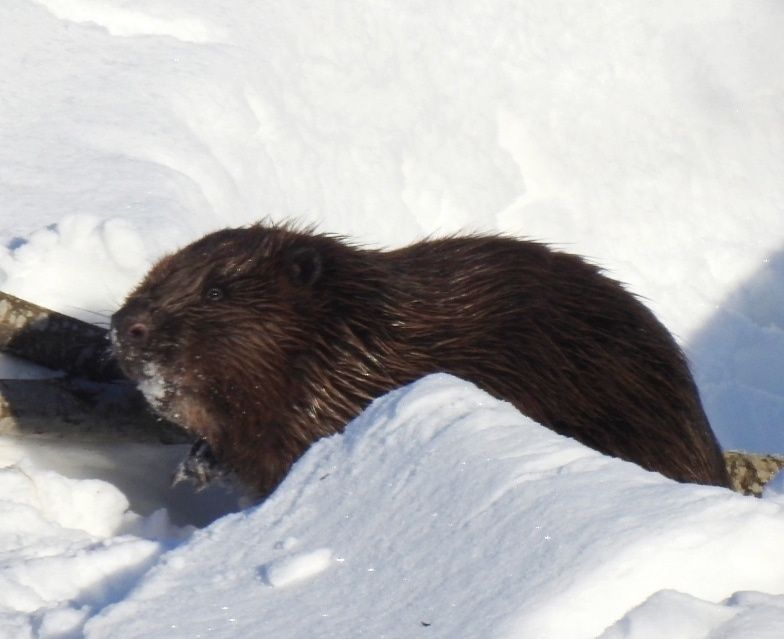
[[205, 286, 224, 302]]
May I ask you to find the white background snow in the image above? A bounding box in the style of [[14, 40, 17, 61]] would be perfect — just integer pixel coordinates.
[[1, 1, 784, 637]]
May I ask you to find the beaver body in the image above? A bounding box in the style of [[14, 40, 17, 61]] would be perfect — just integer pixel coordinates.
[[111, 224, 730, 494]]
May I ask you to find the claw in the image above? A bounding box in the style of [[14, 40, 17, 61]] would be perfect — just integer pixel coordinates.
[[171, 438, 228, 490]]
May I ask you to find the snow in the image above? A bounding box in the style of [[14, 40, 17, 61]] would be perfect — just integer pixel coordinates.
[[1, 1, 784, 637], [76, 377, 784, 638], [261, 547, 333, 588], [136, 362, 169, 413], [599, 590, 784, 639], [0, 462, 163, 633]]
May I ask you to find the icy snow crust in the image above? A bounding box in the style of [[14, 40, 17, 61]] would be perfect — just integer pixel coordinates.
[[2, 1, 784, 637]]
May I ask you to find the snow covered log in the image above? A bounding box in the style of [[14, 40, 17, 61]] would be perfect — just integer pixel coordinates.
[[0, 290, 122, 382]]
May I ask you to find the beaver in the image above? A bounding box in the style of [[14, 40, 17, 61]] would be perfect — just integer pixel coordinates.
[[110, 223, 730, 495]]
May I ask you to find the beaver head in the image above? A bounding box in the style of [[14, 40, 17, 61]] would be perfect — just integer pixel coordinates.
[[111, 225, 351, 491]]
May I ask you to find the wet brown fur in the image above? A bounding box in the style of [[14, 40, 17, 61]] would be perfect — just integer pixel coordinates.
[[111, 223, 730, 494]]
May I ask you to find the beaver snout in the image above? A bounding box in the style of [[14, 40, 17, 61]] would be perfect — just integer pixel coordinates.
[[109, 303, 156, 380], [111, 304, 152, 346]]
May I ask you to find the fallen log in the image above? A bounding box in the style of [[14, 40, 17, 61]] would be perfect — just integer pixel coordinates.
[[0, 290, 185, 443], [0, 290, 122, 381]]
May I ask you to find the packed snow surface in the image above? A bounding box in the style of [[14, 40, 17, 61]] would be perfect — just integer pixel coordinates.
[[1, 1, 784, 637]]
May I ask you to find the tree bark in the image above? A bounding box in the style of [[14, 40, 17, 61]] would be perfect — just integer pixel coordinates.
[[723, 451, 784, 496]]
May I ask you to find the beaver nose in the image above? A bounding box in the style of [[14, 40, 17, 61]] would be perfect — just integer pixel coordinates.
[[111, 305, 152, 348], [126, 322, 149, 344]]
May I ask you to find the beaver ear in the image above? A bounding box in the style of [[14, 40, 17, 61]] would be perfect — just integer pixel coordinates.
[[285, 247, 322, 286]]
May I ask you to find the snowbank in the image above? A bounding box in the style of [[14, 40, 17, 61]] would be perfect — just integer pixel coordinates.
[[0, 461, 164, 638], [5, 376, 784, 638], [4, 375, 777, 638]]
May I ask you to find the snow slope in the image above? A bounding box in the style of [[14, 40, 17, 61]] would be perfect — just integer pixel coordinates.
[[71, 377, 784, 638], [1, 1, 784, 637]]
